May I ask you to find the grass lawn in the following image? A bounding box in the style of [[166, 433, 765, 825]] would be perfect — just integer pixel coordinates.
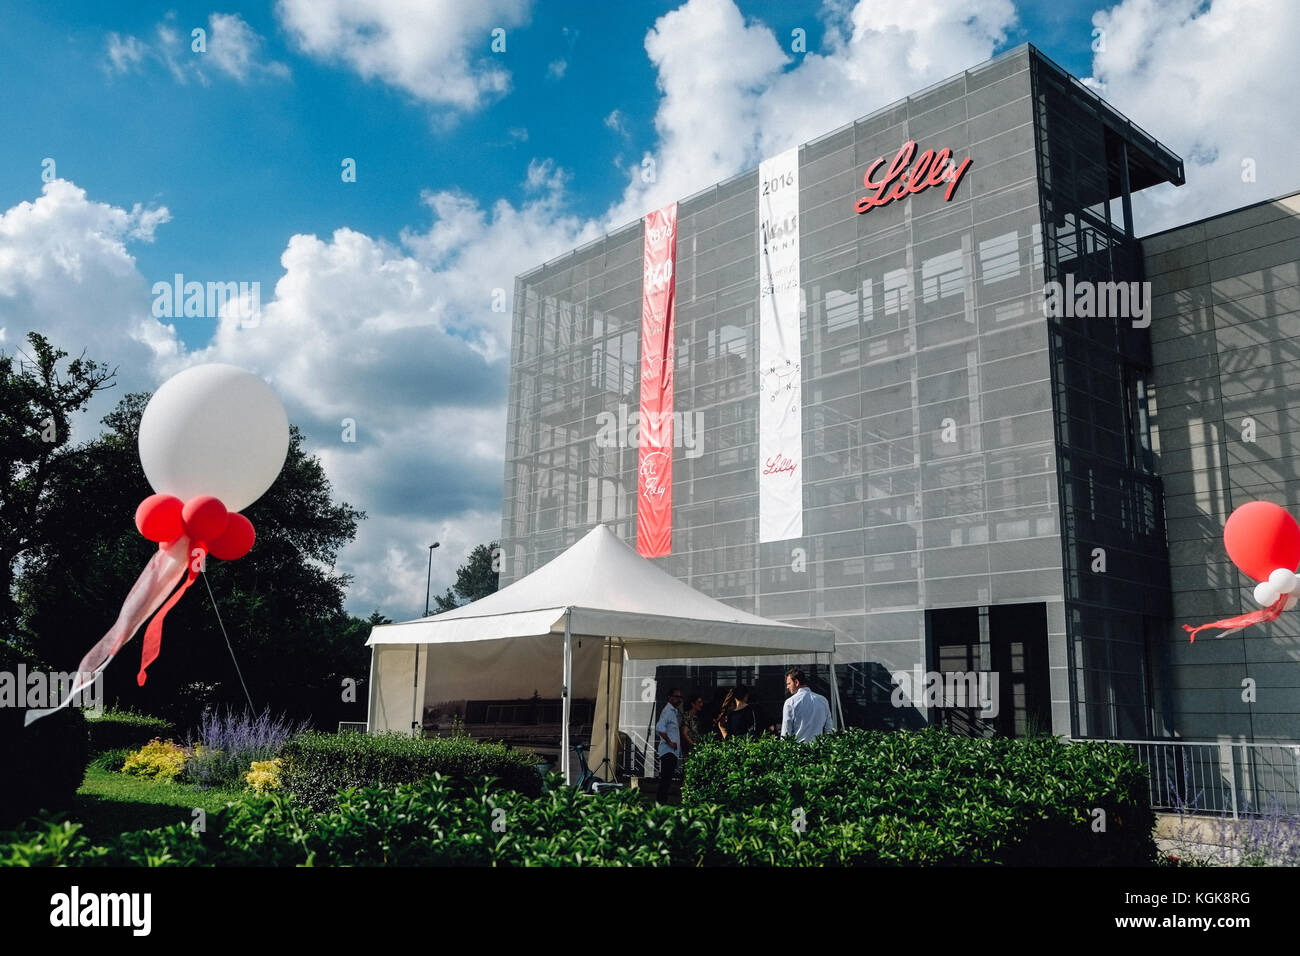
[[71, 766, 253, 841]]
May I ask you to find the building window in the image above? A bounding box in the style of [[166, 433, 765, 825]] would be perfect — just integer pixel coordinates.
[[882, 268, 910, 316], [921, 248, 965, 303], [1124, 365, 1155, 474], [824, 287, 858, 335], [978, 231, 1021, 284]]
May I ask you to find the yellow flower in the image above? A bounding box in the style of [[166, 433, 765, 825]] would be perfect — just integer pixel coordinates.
[[122, 738, 188, 782], [244, 757, 282, 794]]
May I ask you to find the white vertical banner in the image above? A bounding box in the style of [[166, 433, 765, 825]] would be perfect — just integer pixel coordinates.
[[758, 147, 802, 542]]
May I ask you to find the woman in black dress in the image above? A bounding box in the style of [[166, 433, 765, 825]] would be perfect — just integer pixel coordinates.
[[719, 686, 759, 741]]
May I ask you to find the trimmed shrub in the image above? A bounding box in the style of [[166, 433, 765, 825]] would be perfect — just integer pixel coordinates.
[[0, 639, 89, 828], [279, 731, 543, 812], [85, 709, 175, 754], [0, 731, 1160, 867], [0, 778, 779, 867], [88, 748, 130, 773], [681, 728, 1158, 866], [0, 729, 1160, 868]]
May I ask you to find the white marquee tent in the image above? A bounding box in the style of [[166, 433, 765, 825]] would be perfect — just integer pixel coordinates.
[[366, 524, 841, 780]]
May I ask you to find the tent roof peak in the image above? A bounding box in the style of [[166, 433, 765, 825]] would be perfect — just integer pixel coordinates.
[[366, 523, 834, 653]]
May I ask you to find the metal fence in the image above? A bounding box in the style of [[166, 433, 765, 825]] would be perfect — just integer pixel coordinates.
[[1080, 738, 1300, 818]]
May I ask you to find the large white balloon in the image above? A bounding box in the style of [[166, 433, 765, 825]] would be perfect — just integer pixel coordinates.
[[138, 364, 289, 513]]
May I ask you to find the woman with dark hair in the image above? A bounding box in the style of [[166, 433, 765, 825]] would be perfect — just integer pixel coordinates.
[[719, 686, 759, 741], [714, 687, 736, 737], [681, 693, 705, 754]]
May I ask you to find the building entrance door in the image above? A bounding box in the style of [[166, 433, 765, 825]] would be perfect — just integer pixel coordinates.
[[927, 603, 1050, 737]]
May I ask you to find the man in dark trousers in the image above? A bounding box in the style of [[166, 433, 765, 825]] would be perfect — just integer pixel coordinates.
[[654, 687, 683, 802]]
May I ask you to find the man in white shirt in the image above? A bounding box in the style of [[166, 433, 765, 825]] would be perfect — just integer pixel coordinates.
[[655, 687, 683, 802], [781, 668, 834, 742]]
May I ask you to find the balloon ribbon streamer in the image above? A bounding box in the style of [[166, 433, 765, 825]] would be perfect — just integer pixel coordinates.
[[137, 541, 205, 685], [24, 537, 191, 726], [1182, 595, 1288, 642]]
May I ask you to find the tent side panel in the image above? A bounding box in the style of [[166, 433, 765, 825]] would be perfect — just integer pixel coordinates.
[[588, 642, 625, 781], [369, 644, 418, 734]]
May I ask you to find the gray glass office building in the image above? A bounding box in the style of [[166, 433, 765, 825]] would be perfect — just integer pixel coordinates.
[[499, 43, 1291, 747]]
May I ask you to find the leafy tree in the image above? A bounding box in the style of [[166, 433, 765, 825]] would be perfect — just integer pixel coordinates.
[[0, 333, 115, 640], [432, 542, 501, 613], [15, 391, 375, 730]]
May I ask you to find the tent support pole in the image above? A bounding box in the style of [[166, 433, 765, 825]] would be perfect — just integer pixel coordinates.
[[366, 646, 376, 733], [601, 637, 613, 782], [411, 646, 420, 738], [828, 654, 843, 731], [561, 609, 573, 783]]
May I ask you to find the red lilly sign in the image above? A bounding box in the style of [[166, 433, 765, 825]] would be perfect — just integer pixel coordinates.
[[854, 141, 973, 214]]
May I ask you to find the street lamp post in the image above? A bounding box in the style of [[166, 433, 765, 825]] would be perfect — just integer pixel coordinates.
[[424, 542, 440, 616]]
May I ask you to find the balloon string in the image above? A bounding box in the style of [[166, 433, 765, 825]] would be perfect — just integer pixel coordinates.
[[1182, 595, 1288, 642], [201, 569, 256, 714]]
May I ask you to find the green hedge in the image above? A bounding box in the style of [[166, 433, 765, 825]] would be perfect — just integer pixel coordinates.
[[681, 728, 1158, 865], [0, 729, 1160, 866], [85, 709, 176, 755], [0, 778, 840, 867], [87, 748, 131, 774], [0, 640, 89, 828], [279, 731, 543, 812]]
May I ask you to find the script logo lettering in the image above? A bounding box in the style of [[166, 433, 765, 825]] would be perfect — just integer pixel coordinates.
[[854, 141, 973, 214], [763, 454, 797, 477], [640, 451, 670, 499]]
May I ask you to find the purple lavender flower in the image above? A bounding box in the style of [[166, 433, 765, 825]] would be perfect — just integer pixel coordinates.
[[184, 706, 306, 790]]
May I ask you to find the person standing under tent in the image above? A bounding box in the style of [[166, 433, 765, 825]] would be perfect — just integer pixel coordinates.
[[720, 686, 760, 741], [713, 687, 737, 738], [681, 694, 705, 755], [781, 668, 834, 743], [655, 687, 683, 802]]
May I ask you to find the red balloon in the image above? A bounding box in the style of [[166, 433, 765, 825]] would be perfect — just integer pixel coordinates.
[[135, 494, 184, 542], [182, 495, 229, 542], [208, 513, 255, 561], [1223, 501, 1300, 582]]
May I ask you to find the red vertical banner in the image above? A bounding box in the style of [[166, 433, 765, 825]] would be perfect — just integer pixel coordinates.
[[636, 202, 678, 557]]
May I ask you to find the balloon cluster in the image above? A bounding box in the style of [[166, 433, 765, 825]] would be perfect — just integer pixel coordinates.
[[1252, 569, 1300, 610], [1185, 500, 1300, 642], [135, 493, 255, 560], [24, 364, 288, 726], [1223, 501, 1300, 609]]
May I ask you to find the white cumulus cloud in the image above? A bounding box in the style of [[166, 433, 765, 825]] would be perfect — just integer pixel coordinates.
[[1086, 0, 1300, 232], [276, 0, 531, 110], [0, 180, 178, 436], [174, 170, 598, 616], [103, 12, 288, 84], [603, 0, 1019, 228]]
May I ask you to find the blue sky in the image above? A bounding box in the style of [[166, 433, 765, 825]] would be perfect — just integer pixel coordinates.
[[1, 0, 1295, 618], [1, 0, 1102, 352]]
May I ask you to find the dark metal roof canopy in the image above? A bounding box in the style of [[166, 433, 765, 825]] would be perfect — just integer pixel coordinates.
[[1028, 44, 1185, 203]]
